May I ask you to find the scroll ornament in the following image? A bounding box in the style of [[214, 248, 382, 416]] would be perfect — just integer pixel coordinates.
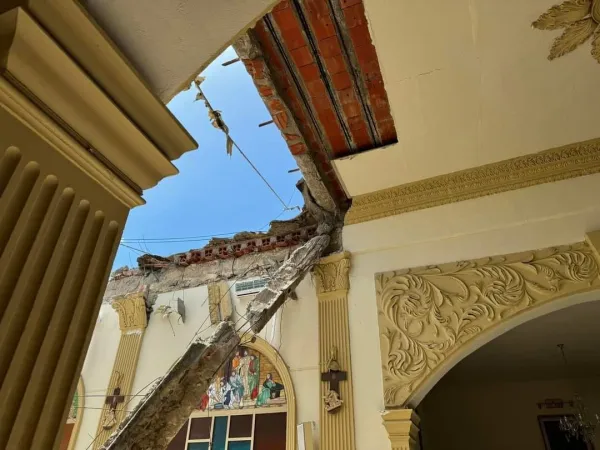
[[533, 0, 600, 62], [376, 243, 600, 407]]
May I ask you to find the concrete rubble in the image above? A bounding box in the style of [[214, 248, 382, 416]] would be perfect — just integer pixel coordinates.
[[99, 179, 338, 449]]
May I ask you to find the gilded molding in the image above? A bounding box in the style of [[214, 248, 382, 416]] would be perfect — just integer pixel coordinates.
[[376, 242, 600, 407], [314, 252, 351, 296], [111, 292, 148, 332], [382, 409, 421, 450], [346, 138, 600, 225]]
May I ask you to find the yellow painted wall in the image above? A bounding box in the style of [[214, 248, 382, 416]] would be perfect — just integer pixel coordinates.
[[419, 377, 600, 450]]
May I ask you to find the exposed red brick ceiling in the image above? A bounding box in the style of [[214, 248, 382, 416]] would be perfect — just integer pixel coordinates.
[[257, 0, 396, 159]]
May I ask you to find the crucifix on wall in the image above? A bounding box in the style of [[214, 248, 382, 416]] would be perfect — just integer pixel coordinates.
[[321, 346, 346, 413], [102, 378, 125, 430]]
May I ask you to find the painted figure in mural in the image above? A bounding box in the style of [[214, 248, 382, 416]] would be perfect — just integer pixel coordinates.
[[232, 350, 241, 373], [222, 378, 233, 409], [208, 378, 224, 409], [229, 372, 244, 406], [256, 373, 284, 406], [239, 349, 252, 399], [248, 355, 260, 400]]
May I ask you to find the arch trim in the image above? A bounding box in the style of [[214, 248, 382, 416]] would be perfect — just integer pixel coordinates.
[[376, 240, 600, 408], [67, 377, 85, 450], [242, 335, 297, 450]]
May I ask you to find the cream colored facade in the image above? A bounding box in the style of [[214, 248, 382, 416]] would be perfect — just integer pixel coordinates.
[[74, 274, 322, 450]]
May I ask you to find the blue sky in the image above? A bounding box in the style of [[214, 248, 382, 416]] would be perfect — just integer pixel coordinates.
[[113, 47, 303, 269]]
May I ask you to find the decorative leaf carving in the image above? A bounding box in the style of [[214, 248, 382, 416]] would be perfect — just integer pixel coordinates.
[[591, 28, 600, 61], [533, 0, 592, 30], [549, 17, 598, 59], [376, 243, 600, 407]]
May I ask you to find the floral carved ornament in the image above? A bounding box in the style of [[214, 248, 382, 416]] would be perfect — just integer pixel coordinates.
[[533, 0, 600, 61], [376, 242, 600, 407]]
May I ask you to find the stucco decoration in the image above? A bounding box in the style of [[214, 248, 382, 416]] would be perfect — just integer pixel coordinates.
[[207, 281, 232, 325], [376, 242, 600, 407], [533, 0, 600, 61], [94, 293, 149, 449], [112, 292, 148, 332], [381, 409, 420, 450], [313, 252, 356, 450], [345, 138, 600, 225], [314, 255, 351, 295]]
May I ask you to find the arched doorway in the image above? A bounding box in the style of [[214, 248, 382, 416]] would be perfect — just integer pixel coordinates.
[[167, 336, 296, 450], [418, 300, 600, 450]]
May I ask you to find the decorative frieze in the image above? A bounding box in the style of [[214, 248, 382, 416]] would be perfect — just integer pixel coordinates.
[[346, 138, 600, 225], [376, 242, 600, 407]]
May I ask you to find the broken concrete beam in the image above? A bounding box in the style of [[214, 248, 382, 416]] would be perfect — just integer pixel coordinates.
[[100, 322, 240, 450], [246, 233, 330, 333]]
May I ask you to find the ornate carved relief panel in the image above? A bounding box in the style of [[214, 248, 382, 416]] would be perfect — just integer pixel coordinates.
[[376, 242, 600, 407]]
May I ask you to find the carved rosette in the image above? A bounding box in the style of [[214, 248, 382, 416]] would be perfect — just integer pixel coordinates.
[[376, 242, 600, 407], [112, 292, 148, 333], [314, 252, 351, 296]]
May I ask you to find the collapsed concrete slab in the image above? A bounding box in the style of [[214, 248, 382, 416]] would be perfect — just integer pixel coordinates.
[[100, 322, 240, 450]]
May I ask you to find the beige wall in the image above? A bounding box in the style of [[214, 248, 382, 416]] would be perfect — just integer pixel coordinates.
[[82, 0, 278, 102], [420, 377, 600, 450], [74, 276, 320, 449], [343, 173, 600, 450]]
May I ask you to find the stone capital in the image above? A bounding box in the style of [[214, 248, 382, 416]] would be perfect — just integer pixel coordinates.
[[112, 292, 148, 332], [382, 409, 421, 450], [313, 251, 351, 297]]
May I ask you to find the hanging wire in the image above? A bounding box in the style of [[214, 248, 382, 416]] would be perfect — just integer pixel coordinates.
[[193, 76, 299, 213], [83, 310, 258, 450]]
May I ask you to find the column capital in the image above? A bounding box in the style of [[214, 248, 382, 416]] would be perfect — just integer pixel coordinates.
[[112, 292, 148, 333], [313, 251, 351, 297], [382, 409, 421, 450]]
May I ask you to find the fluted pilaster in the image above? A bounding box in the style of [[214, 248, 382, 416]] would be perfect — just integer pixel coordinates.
[[0, 3, 194, 449], [92, 293, 148, 449], [313, 251, 355, 450]]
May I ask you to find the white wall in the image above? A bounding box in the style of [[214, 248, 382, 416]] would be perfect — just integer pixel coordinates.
[[343, 174, 600, 450], [420, 377, 600, 450], [76, 304, 121, 450], [74, 276, 320, 450]]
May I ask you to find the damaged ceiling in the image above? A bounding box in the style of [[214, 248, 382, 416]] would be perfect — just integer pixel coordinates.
[[234, 0, 397, 210]]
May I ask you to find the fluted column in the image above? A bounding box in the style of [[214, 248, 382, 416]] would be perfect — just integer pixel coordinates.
[[0, 3, 195, 450], [93, 293, 148, 449], [382, 410, 421, 450], [313, 252, 356, 450]]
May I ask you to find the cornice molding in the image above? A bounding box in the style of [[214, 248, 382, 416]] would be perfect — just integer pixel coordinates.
[[0, 7, 178, 191], [346, 138, 600, 225], [17, 0, 196, 161], [314, 251, 351, 296], [0, 77, 142, 208], [376, 241, 600, 408]]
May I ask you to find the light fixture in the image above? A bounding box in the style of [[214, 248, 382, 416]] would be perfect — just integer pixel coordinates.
[[557, 344, 600, 443]]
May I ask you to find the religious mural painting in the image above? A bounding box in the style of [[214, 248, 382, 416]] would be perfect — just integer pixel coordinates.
[[197, 345, 286, 412]]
